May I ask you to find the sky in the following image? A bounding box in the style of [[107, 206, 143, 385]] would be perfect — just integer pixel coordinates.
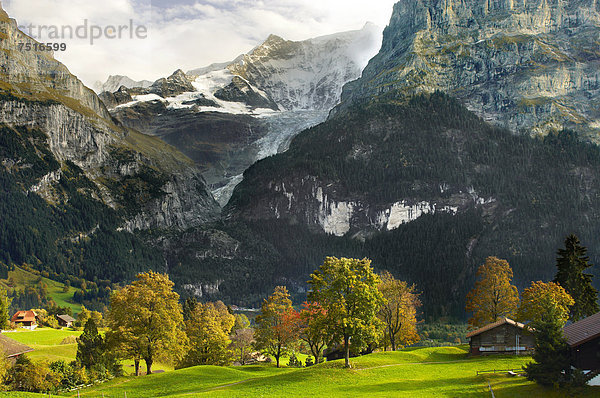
[[3, 0, 397, 87]]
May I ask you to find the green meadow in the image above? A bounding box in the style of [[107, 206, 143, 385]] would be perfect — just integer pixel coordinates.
[[5, 328, 82, 363], [4, 332, 600, 397], [4, 328, 172, 375], [0, 267, 82, 315], [60, 346, 600, 397]]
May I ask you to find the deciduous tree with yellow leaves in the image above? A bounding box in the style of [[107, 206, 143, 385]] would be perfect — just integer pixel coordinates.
[[179, 300, 235, 367], [378, 271, 420, 351], [106, 271, 187, 376], [465, 256, 519, 328], [308, 257, 384, 368], [517, 281, 574, 325], [254, 286, 299, 368]]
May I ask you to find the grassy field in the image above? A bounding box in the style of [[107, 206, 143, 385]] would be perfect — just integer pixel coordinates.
[[5, 327, 82, 363], [3, 344, 599, 397], [0, 267, 82, 314], [4, 328, 172, 374], [61, 346, 600, 397]]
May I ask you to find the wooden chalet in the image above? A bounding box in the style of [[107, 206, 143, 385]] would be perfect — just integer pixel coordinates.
[[11, 310, 38, 329], [0, 333, 33, 362], [563, 311, 600, 372], [56, 314, 76, 328], [467, 317, 535, 356]]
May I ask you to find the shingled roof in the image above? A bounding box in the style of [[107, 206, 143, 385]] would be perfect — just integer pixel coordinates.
[[563, 311, 600, 347], [466, 318, 526, 338], [0, 334, 34, 358], [56, 314, 76, 323]]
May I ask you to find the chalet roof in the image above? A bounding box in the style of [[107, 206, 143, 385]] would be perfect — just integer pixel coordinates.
[[0, 334, 34, 358], [56, 314, 76, 323], [563, 311, 600, 347], [11, 310, 37, 323], [466, 318, 526, 338]]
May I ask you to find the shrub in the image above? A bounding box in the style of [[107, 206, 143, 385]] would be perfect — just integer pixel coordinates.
[[287, 354, 302, 368], [6, 355, 61, 393], [60, 336, 77, 345], [305, 356, 314, 367]]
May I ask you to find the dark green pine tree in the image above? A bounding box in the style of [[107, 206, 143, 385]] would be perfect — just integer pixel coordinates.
[[76, 318, 104, 369], [0, 287, 11, 330], [554, 234, 600, 321], [183, 297, 197, 322], [523, 306, 571, 387]]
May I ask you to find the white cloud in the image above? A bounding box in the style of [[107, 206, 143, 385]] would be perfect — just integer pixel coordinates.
[[3, 0, 397, 86]]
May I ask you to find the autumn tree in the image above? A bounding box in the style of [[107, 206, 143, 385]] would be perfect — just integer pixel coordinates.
[[0, 351, 9, 388], [554, 234, 599, 321], [0, 287, 11, 330], [106, 271, 187, 376], [233, 313, 250, 330], [5, 355, 60, 393], [179, 301, 235, 367], [254, 286, 299, 368], [297, 301, 328, 364], [465, 257, 519, 328], [231, 328, 255, 365], [76, 306, 103, 329], [378, 271, 420, 351], [308, 257, 384, 368], [517, 281, 574, 325]]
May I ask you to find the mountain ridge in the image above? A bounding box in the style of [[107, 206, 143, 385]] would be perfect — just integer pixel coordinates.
[[0, 4, 219, 287], [100, 24, 381, 205], [332, 0, 600, 138]]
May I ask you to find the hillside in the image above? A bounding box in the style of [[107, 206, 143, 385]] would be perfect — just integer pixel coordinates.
[[0, 4, 219, 291], [38, 346, 596, 397], [0, 267, 82, 314], [333, 0, 600, 138], [7, 328, 82, 363], [224, 92, 600, 317], [103, 25, 380, 204]]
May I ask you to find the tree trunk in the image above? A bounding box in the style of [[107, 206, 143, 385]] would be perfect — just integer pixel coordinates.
[[145, 358, 153, 375], [310, 343, 319, 365], [276, 345, 281, 368], [134, 359, 140, 376], [344, 335, 350, 368]]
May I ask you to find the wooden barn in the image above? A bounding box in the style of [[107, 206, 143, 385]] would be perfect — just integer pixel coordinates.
[[56, 314, 76, 328], [563, 311, 600, 372], [467, 317, 535, 356]]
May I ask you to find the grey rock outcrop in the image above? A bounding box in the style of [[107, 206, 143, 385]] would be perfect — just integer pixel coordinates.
[[334, 0, 600, 137], [0, 6, 219, 230], [228, 24, 381, 111], [0, 8, 111, 122], [149, 69, 195, 98], [94, 75, 153, 94], [214, 76, 279, 110], [98, 86, 134, 109]]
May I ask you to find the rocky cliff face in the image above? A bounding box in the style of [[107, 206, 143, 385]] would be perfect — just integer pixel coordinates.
[[335, 0, 600, 137], [0, 8, 111, 123], [103, 24, 381, 204], [228, 24, 381, 111], [0, 6, 219, 232], [226, 92, 600, 315]]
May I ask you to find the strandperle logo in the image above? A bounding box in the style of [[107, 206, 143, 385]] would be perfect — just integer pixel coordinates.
[[17, 19, 148, 45]]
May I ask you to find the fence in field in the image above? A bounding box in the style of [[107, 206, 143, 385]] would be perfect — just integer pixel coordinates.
[[476, 368, 520, 375]]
